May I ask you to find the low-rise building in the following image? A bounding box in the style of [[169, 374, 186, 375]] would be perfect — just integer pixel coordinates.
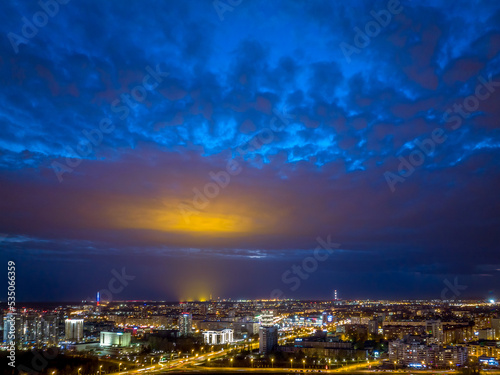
[[100, 331, 131, 347], [203, 328, 234, 345]]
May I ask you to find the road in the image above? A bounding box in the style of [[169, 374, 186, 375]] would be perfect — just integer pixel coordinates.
[[107, 354, 379, 375], [105, 329, 313, 375], [189, 361, 381, 373], [105, 357, 500, 375]]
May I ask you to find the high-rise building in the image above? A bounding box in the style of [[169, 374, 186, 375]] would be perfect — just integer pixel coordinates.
[[368, 319, 379, 336], [259, 326, 278, 353], [491, 318, 500, 339], [65, 319, 84, 342], [260, 310, 274, 327], [3, 314, 11, 343], [178, 313, 192, 337], [3, 314, 24, 348], [41, 315, 59, 345], [3, 313, 18, 344], [426, 320, 444, 344], [22, 315, 42, 345]]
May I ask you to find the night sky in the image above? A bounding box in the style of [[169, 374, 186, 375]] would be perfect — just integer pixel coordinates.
[[1, 0, 500, 302]]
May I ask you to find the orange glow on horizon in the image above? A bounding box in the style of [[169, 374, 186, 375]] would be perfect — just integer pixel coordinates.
[[177, 280, 217, 302], [107, 197, 281, 236], [109, 204, 256, 235]]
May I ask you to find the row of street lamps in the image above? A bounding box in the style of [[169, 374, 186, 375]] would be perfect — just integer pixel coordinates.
[[222, 357, 361, 369]]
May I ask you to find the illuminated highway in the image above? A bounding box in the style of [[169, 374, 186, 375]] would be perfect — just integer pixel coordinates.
[[107, 352, 380, 375], [105, 328, 315, 374], [105, 355, 500, 375]]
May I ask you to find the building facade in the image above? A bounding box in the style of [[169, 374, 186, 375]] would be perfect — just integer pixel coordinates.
[[178, 313, 192, 337], [202, 328, 234, 345], [100, 331, 131, 347], [259, 326, 278, 354], [389, 335, 467, 367], [260, 310, 274, 327], [65, 319, 84, 342]]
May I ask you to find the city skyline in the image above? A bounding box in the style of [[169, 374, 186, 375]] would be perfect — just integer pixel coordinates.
[[2, 298, 500, 373], [1, 0, 500, 303]]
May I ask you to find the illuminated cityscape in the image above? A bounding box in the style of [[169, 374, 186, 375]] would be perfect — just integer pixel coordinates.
[[1, 0, 500, 374], [1, 298, 500, 373]]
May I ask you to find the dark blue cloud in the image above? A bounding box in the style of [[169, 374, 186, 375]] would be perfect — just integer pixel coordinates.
[[1, 0, 499, 170]]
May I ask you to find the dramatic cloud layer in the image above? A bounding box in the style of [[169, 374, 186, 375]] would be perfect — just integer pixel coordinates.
[[0, 0, 499, 301]]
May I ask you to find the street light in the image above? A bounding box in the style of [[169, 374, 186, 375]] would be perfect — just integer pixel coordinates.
[[119, 363, 122, 372], [251, 358, 254, 368], [230, 358, 233, 367], [99, 365, 103, 375], [303, 359, 306, 369], [393, 361, 397, 371], [271, 358, 274, 368], [78, 368, 82, 375], [290, 359, 293, 368]]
